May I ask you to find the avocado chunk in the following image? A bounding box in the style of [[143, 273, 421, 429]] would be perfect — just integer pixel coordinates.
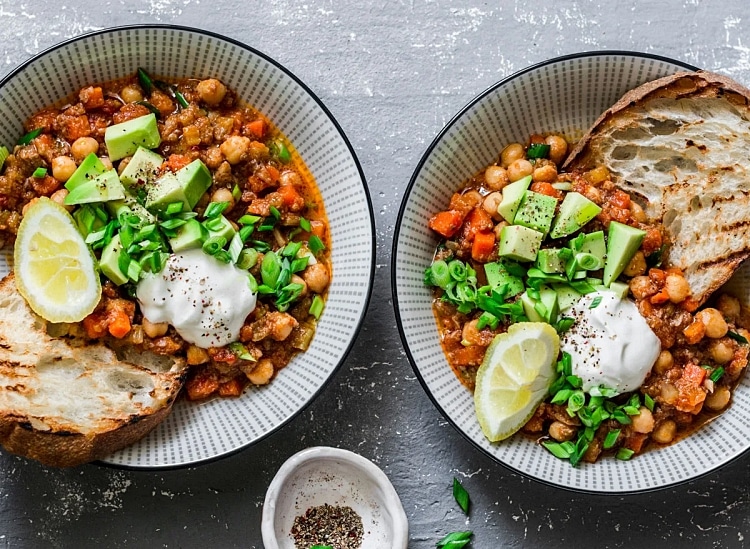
[[64, 169, 126, 205], [205, 215, 236, 242], [596, 281, 629, 299], [65, 153, 106, 191], [535, 248, 568, 274], [119, 146, 164, 189], [99, 233, 129, 286], [602, 221, 646, 286], [549, 192, 602, 239], [105, 193, 157, 225], [520, 291, 544, 322], [577, 230, 606, 263], [497, 175, 532, 223], [550, 283, 582, 311], [513, 190, 558, 236], [497, 225, 543, 262], [145, 159, 211, 213], [104, 113, 161, 161], [483, 260, 524, 297], [169, 218, 207, 252], [519, 286, 559, 323], [72, 204, 107, 238]]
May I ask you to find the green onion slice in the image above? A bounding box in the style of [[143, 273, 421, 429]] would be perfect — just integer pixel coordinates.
[[32, 167, 47, 178], [17, 128, 42, 146], [309, 295, 324, 319], [452, 477, 470, 515], [526, 142, 550, 159]]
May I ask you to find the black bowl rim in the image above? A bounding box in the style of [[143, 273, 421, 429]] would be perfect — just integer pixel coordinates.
[[0, 24, 376, 471], [386, 50, 750, 496]]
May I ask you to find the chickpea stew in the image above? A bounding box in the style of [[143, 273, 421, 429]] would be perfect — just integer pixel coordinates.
[[0, 69, 331, 401], [424, 133, 750, 466]]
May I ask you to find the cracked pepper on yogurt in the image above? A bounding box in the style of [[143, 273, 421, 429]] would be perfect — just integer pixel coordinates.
[[424, 133, 749, 465], [0, 69, 332, 400]]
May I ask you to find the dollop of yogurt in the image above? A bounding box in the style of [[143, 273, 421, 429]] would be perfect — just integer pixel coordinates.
[[560, 290, 660, 395], [136, 249, 257, 348]]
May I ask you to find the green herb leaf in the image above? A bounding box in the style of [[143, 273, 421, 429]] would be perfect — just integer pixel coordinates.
[[526, 143, 550, 159], [727, 330, 749, 344], [436, 531, 473, 549], [452, 477, 470, 515]]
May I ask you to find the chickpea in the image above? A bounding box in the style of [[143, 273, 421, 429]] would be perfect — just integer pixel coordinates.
[[630, 201, 647, 223], [304, 262, 330, 294], [117, 156, 131, 175], [120, 85, 143, 103], [279, 170, 302, 187], [196, 78, 227, 106], [506, 158, 533, 182], [291, 274, 308, 297], [142, 318, 169, 338], [696, 308, 728, 339], [99, 156, 113, 171], [716, 294, 741, 323], [51, 156, 77, 182], [545, 135, 568, 165], [267, 312, 298, 341], [220, 135, 250, 165], [623, 250, 647, 277], [653, 350, 674, 374], [50, 189, 72, 211], [629, 275, 657, 300], [70, 137, 99, 161], [247, 358, 274, 385], [548, 421, 576, 442], [709, 338, 735, 364], [665, 273, 691, 303], [652, 420, 677, 444], [531, 163, 558, 183], [210, 187, 235, 212], [493, 220, 509, 239], [660, 382, 678, 405], [500, 143, 525, 167], [484, 165, 509, 191], [705, 386, 731, 411], [21, 198, 39, 216], [631, 407, 655, 433], [186, 345, 209, 365], [482, 191, 503, 220], [462, 319, 484, 346]]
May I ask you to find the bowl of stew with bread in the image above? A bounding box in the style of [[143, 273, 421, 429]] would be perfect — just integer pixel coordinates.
[[0, 25, 374, 468], [393, 51, 750, 493]]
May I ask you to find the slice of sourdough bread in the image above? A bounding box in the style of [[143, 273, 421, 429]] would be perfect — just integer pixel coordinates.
[[0, 273, 186, 467], [564, 70, 750, 306]]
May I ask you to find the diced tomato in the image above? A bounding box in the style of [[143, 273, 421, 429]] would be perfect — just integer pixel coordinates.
[[79, 86, 105, 109], [277, 183, 304, 211], [244, 119, 266, 139], [218, 377, 244, 397], [428, 210, 463, 238], [449, 192, 481, 217], [530, 181, 563, 200], [186, 370, 220, 401], [82, 313, 108, 339], [164, 154, 192, 172]]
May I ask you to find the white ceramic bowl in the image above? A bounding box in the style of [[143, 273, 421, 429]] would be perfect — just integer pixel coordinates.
[[393, 51, 750, 493], [0, 26, 375, 468], [262, 447, 409, 549]]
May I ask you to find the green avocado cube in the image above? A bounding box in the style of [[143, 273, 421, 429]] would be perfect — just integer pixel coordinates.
[[65, 153, 106, 191], [603, 221, 646, 286], [520, 291, 544, 322], [119, 146, 164, 189], [578, 230, 606, 263], [550, 191, 602, 239], [538, 285, 560, 324], [105, 113, 161, 161], [513, 190, 558, 235], [169, 218, 207, 252], [99, 233, 128, 286], [64, 169, 125, 205], [550, 283, 582, 311], [535, 248, 568, 274], [497, 175, 532, 223], [206, 215, 236, 242], [105, 193, 156, 225], [483, 261, 524, 297], [497, 225, 543, 262], [145, 159, 211, 213]]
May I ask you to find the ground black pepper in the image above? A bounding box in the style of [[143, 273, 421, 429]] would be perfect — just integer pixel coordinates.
[[290, 504, 364, 549]]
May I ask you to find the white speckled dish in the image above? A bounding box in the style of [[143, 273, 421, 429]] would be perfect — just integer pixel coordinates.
[[393, 52, 750, 493], [261, 447, 409, 549], [0, 26, 374, 468]]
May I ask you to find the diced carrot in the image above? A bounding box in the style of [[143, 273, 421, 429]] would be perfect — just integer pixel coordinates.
[[649, 268, 667, 285], [277, 183, 304, 210], [683, 319, 706, 344], [82, 314, 107, 339], [530, 181, 563, 200], [449, 192, 481, 217], [464, 206, 494, 238], [60, 115, 91, 141], [79, 86, 105, 109], [164, 154, 192, 172], [682, 362, 707, 386], [108, 311, 132, 339], [265, 165, 280, 183], [649, 289, 670, 305], [245, 119, 266, 139], [681, 297, 700, 312], [471, 230, 496, 262], [310, 220, 326, 238], [428, 210, 463, 238]]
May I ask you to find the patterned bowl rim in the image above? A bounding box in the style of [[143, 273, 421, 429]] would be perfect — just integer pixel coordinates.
[[0, 24, 376, 470], [386, 51, 750, 495]]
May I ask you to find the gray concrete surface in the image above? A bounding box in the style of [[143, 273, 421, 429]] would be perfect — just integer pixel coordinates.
[[1, 1, 750, 547]]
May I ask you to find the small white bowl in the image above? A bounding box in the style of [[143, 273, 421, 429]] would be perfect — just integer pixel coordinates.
[[262, 447, 408, 549]]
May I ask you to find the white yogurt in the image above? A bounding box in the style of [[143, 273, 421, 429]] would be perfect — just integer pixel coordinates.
[[560, 290, 660, 395], [136, 249, 257, 348]]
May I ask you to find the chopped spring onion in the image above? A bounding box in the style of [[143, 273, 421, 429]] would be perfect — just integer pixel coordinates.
[[231, 183, 241, 201], [603, 429, 621, 449], [204, 201, 230, 219], [425, 259, 451, 289], [0, 146, 9, 171], [237, 248, 259, 270], [452, 477, 470, 515], [644, 393, 655, 412], [271, 139, 291, 163], [589, 295, 603, 309], [239, 224, 255, 242], [290, 256, 309, 273], [229, 342, 256, 361], [238, 214, 261, 226], [616, 448, 635, 461], [32, 167, 47, 178], [134, 100, 161, 116], [137, 67, 154, 94], [309, 295, 324, 319], [17, 128, 42, 145], [165, 201, 184, 216], [526, 142, 550, 159], [727, 330, 749, 344], [203, 236, 227, 256], [275, 282, 305, 311], [299, 217, 312, 232], [710, 366, 725, 383], [308, 235, 325, 254], [228, 232, 244, 264], [261, 250, 282, 288], [575, 252, 603, 271], [475, 311, 499, 331], [436, 531, 473, 549]]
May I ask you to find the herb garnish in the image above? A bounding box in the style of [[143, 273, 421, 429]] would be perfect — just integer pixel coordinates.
[[436, 531, 473, 549], [452, 477, 470, 514]]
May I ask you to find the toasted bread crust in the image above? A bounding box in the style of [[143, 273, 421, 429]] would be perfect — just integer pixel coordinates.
[[564, 70, 750, 305], [0, 274, 187, 467]]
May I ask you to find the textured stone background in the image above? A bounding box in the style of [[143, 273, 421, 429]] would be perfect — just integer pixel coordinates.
[[1, 1, 749, 547]]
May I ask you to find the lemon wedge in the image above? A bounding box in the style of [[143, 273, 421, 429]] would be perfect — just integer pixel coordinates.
[[474, 322, 559, 442], [14, 197, 101, 322]]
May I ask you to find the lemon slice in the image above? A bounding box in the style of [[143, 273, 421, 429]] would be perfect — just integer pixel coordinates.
[[14, 197, 101, 322], [474, 322, 559, 442]]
